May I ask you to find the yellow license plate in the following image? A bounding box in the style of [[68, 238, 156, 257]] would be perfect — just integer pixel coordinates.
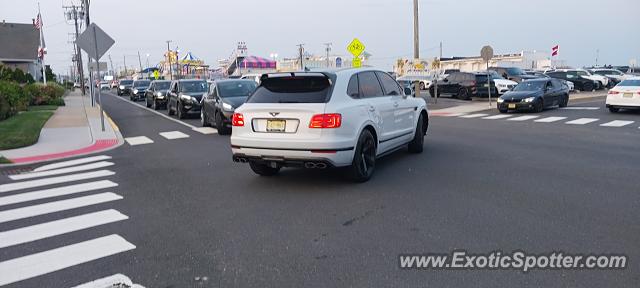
[[508, 104, 516, 109], [266, 120, 286, 132], [623, 93, 633, 98]]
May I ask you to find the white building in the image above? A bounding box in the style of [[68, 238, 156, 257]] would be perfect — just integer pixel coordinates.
[[438, 50, 564, 72]]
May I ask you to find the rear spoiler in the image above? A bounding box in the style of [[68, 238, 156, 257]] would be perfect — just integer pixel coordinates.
[[259, 72, 333, 85]]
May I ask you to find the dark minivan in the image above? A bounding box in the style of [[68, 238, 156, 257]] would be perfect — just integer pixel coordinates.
[[430, 72, 496, 100]]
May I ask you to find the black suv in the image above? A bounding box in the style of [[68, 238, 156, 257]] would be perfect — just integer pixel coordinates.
[[117, 80, 133, 96], [430, 72, 496, 100], [145, 80, 171, 110], [201, 79, 257, 135], [167, 79, 208, 119], [129, 80, 151, 101], [489, 67, 540, 83], [545, 71, 597, 92]]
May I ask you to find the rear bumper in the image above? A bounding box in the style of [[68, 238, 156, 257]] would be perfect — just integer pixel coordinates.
[[231, 146, 354, 167], [606, 95, 640, 107]]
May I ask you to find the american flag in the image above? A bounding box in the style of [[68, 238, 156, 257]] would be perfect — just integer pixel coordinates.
[[34, 13, 42, 30]]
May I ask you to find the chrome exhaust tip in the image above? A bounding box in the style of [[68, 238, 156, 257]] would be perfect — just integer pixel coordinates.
[[304, 162, 317, 169]]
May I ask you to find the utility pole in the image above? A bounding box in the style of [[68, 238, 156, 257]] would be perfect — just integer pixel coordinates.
[[137, 51, 143, 78], [63, 4, 86, 95], [123, 55, 127, 77], [413, 0, 421, 97], [166, 40, 173, 80], [595, 49, 599, 67], [297, 44, 305, 70], [324, 43, 332, 68], [434, 41, 441, 103], [108, 54, 114, 76]]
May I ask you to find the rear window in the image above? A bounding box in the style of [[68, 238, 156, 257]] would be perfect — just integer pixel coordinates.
[[618, 80, 640, 86], [475, 75, 489, 83], [247, 76, 331, 103], [120, 80, 133, 85]]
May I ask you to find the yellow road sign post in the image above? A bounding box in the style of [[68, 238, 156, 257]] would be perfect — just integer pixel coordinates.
[[153, 70, 160, 80], [352, 58, 362, 68]]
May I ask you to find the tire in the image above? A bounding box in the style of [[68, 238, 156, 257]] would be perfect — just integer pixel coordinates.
[[167, 102, 175, 116], [201, 110, 210, 127], [145, 97, 151, 108], [177, 102, 184, 119], [582, 82, 594, 92], [349, 129, 376, 182], [559, 95, 569, 108], [457, 88, 470, 100], [216, 111, 231, 135], [408, 114, 425, 153], [419, 82, 426, 90], [249, 161, 280, 176], [534, 99, 544, 113], [609, 106, 620, 113], [152, 100, 159, 110], [429, 88, 435, 98], [498, 108, 507, 114]]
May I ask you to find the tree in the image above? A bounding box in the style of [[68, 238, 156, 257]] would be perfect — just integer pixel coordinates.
[[44, 65, 56, 82]]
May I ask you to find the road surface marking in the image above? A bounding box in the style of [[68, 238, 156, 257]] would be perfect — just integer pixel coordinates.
[[159, 131, 190, 140], [0, 170, 115, 193], [482, 115, 512, 120], [508, 115, 539, 121], [560, 107, 600, 110], [124, 136, 154, 146], [9, 161, 114, 181], [108, 92, 197, 129], [534, 117, 567, 123], [600, 120, 634, 127], [0, 234, 135, 286], [192, 127, 218, 134], [566, 118, 599, 125], [459, 113, 489, 118], [0, 192, 122, 223], [0, 209, 128, 249], [33, 155, 112, 172], [0, 180, 118, 207]]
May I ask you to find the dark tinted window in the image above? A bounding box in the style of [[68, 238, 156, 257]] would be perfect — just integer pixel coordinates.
[[358, 72, 384, 98], [247, 76, 331, 103], [217, 81, 257, 98], [475, 75, 489, 83], [120, 80, 133, 85], [347, 75, 359, 97], [180, 81, 207, 93], [133, 80, 150, 88], [155, 81, 171, 90], [376, 72, 402, 96], [447, 73, 458, 82]]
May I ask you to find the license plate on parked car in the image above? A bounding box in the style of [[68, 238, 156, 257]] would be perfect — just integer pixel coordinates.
[[508, 104, 516, 109], [266, 119, 286, 132], [623, 93, 633, 98]]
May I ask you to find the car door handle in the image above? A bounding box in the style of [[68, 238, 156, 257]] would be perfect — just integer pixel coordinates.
[[393, 102, 399, 107], [369, 106, 376, 112]]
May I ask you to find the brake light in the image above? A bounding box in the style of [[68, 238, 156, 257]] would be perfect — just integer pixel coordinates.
[[608, 90, 620, 95], [309, 114, 342, 128], [232, 113, 245, 126], [471, 81, 477, 86]]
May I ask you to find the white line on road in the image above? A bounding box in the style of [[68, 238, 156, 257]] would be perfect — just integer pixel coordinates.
[[33, 155, 112, 172], [159, 131, 190, 140], [108, 91, 196, 129], [0, 180, 118, 207], [0, 209, 128, 249], [560, 107, 600, 110], [534, 117, 567, 123], [508, 115, 540, 121], [125, 136, 154, 146], [0, 192, 123, 224], [0, 170, 115, 193], [0, 234, 135, 286], [9, 161, 114, 181], [566, 118, 599, 125], [600, 120, 634, 127], [482, 114, 513, 120], [192, 127, 218, 134], [459, 113, 489, 118]]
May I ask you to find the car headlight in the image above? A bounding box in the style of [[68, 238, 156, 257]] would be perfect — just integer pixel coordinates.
[[133, 89, 139, 94], [222, 102, 234, 111], [156, 92, 163, 97], [524, 97, 536, 103], [497, 98, 504, 103], [179, 94, 192, 102], [119, 85, 124, 89]]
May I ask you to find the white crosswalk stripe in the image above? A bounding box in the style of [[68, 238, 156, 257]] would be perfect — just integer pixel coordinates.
[[534, 117, 567, 123], [560, 107, 600, 110], [159, 131, 190, 139], [482, 114, 512, 120], [508, 115, 539, 121], [125, 136, 154, 146], [566, 118, 599, 125], [0, 156, 134, 285], [459, 113, 489, 118], [192, 127, 218, 134], [600, 120, 634, 127]]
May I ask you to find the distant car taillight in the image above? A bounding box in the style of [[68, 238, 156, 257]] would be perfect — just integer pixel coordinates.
[[309, 114, 342, 128], [232, 113, 245, 126]]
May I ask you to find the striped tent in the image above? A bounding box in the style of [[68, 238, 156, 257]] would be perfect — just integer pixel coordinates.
[[239, 56, 276, 69], [181, 52, 199, 62]]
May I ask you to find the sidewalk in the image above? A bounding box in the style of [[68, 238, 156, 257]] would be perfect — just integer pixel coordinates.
[[0, 90, 124, 165]]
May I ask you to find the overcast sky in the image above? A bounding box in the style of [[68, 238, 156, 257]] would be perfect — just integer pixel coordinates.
[[2, 0, 639, 75]]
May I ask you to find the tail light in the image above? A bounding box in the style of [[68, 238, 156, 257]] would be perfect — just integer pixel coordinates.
[[608, 91, 620, 95], [232, 113, 245, 126], [309, 114, 342, 128], [471, 81, 477, 86]]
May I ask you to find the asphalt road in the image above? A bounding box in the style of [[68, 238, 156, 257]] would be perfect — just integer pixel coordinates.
[[1, 91, 638, 287]]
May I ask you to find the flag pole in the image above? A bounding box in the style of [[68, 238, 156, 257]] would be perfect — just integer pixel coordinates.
[[38, 2, 46, 84]]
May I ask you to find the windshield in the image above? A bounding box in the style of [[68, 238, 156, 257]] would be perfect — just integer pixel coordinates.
[[487, 71, 504, 79], [217, 81, 258, 97], [155, 82, 171, 90], [617, 80, 640, 86], [514, 81, 546, 91], [180, 81, 207, 93], [120, 80, 133, 85], [506, 68, 526, 75], [575, 71, 590, 76], [133, 81, 150, 88]]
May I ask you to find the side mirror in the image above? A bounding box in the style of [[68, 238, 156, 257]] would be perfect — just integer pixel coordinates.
[[404, 87, 413, 97], [443, 78, 449, 83]]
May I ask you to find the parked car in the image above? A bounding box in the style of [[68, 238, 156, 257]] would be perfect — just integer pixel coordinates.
[[230, 68, 428, 182], [167, 79, 208, 119], [117, 80, 133, 96], [145, 80, 172, 110], [130, 80, 151, 101], [429, 72, 496, 100], [201, 79, 258, 135], [489, 67, 540, 83], [396, 75, 432, 90], [497, 78, 570, 113], [606, 77, 640, 113], [487, 70, 518, 95], [240, 73, 262, 84], [545, 71, 598, 92], [589, 68, 632, 87], [556, 69, 607, 89], [110, 80, 119, 89]]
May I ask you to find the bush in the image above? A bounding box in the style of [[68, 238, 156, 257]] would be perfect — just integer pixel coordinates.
[[24, 83, 65, 106], [0, 81, 29, 120]]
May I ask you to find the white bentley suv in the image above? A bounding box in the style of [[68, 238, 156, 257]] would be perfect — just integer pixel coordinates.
[[230, 68, 429, 182]]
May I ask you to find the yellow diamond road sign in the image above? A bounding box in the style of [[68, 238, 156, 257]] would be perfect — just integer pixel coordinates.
[[153, 70, 160, 79], [347, 38, 365, 57]]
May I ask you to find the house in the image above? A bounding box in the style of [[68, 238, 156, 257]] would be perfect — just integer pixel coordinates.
[[0, 21, 42, 79]]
